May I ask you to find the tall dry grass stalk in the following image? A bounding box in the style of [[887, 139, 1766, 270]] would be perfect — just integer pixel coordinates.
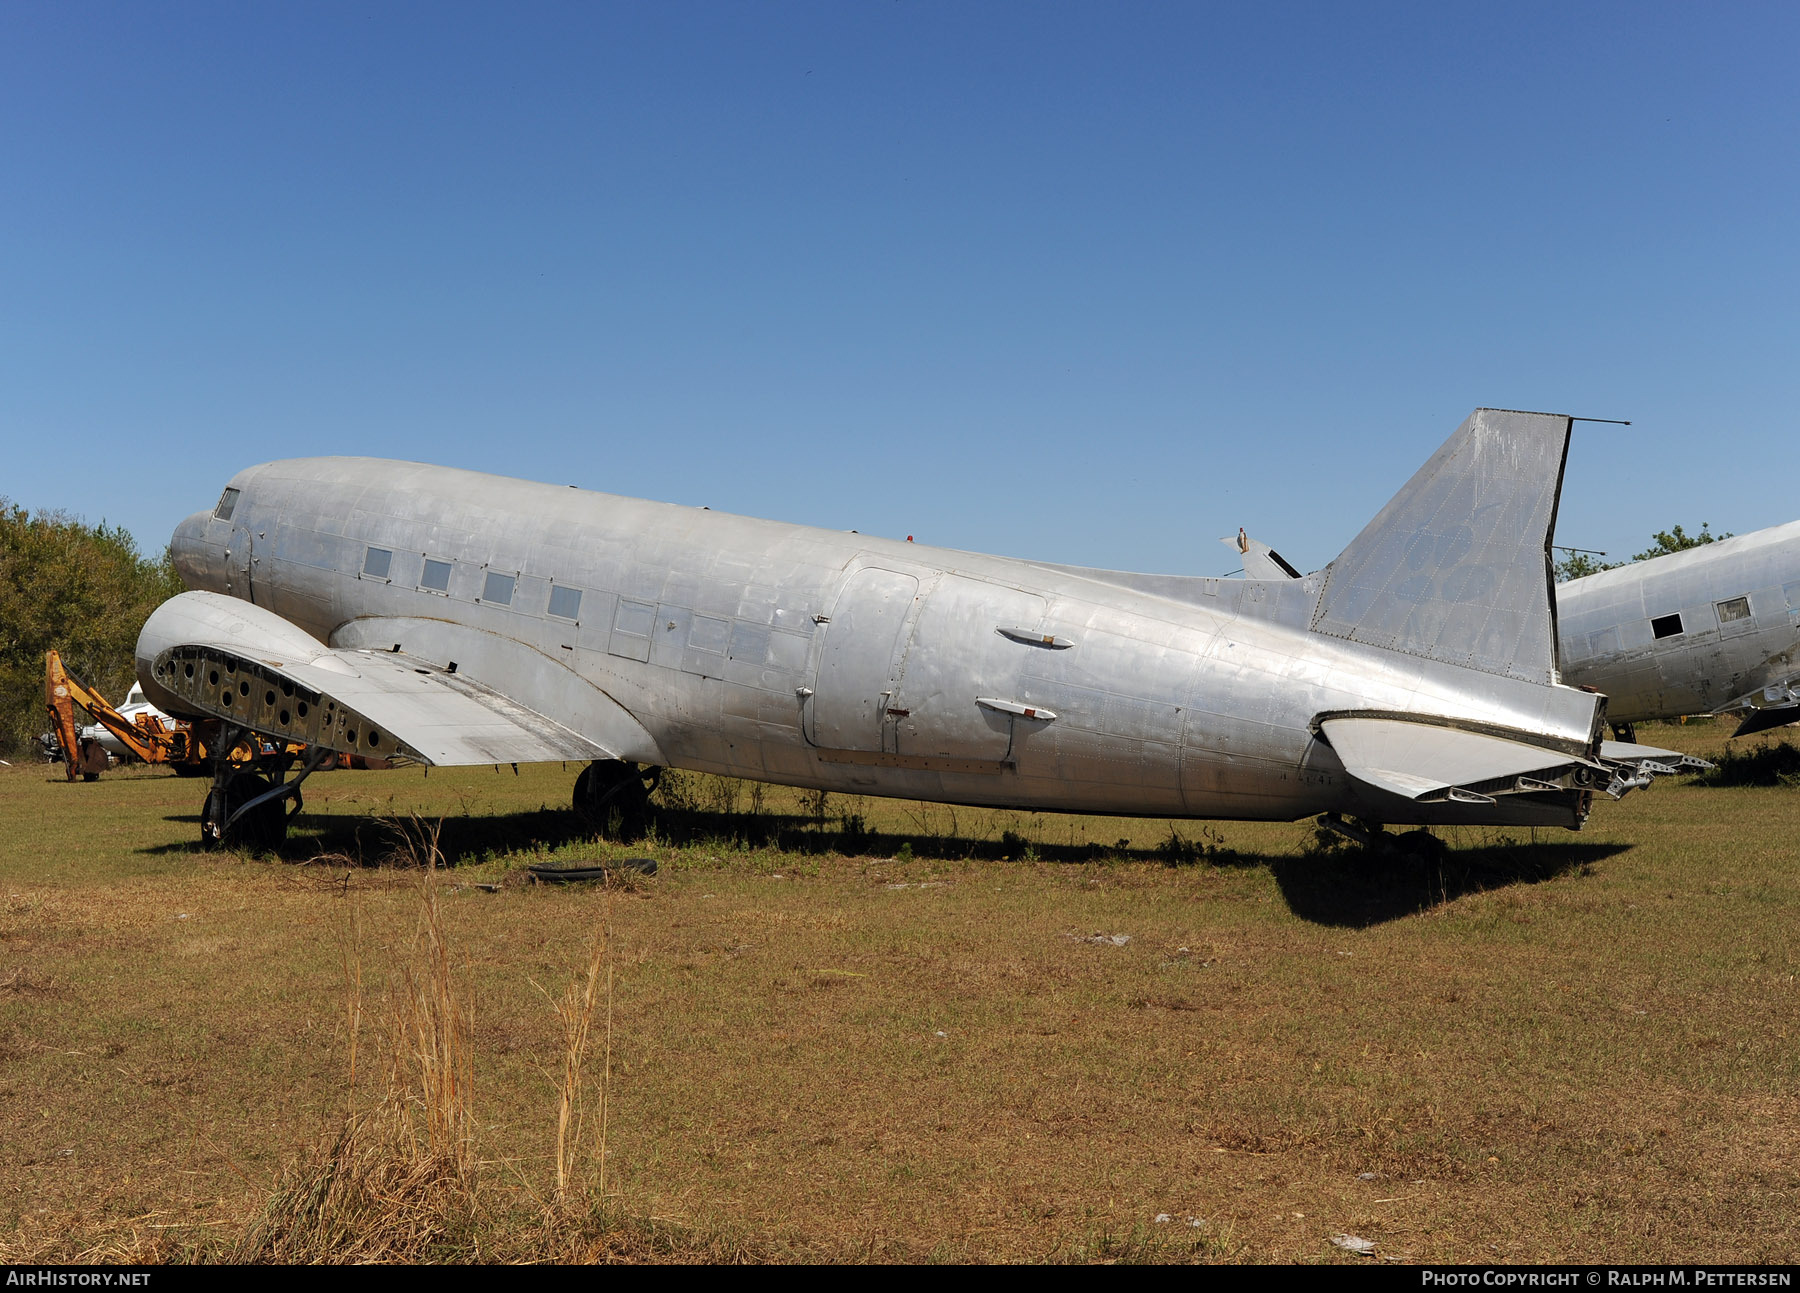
[[341, 884, 365, 1099], [228, 821, 478, 1262], [396, 825, 475, 1176], [228, 822, 657, 1261], [549, 894, 617, 1206]]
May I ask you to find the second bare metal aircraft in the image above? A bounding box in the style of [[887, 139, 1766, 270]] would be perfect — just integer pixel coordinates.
[[1557, 523, 1800, 738], [134, 408, 1689, 847]]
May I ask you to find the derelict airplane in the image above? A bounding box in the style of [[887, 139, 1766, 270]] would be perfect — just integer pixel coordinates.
[[134, 407, 1692, 849], [1557, 521, 1800, 739], [1239, 516, 1800, 741]]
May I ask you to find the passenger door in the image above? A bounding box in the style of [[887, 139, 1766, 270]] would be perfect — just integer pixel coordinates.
[[808, 568, 920, 751]]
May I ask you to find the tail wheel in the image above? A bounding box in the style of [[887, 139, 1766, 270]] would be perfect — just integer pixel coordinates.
[[1389, 829, 1448, 864], [573, 761, 659, 840]]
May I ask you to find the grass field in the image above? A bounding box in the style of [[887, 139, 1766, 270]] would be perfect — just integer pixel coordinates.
[[1, 720, 1796, 1263]]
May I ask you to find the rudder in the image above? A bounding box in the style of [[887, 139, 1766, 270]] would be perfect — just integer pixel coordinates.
[[1309, 408, 1571, 686]]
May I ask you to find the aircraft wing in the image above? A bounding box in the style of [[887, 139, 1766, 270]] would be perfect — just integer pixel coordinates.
[[137, 591, 615, 766], [1724, 674, 1800, 737], [1731, 705, 1800, 738]]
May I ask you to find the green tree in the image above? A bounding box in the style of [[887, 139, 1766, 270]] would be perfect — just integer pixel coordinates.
[[0, 500, 185, 754], [1631, 522, 1730, 563], [1554, 522, 1734, 583], [1553, 550, 1619, 582]]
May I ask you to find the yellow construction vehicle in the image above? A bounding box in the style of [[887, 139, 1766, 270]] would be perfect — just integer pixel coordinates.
[[43, 649, 302, 780]]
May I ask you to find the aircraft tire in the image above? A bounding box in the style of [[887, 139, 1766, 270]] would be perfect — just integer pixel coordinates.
[[574, 761, 653, 841], [201, 773, 287, 852]]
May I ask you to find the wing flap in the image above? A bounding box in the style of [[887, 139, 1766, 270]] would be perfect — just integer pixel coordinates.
[[277, 651, 611, 765]]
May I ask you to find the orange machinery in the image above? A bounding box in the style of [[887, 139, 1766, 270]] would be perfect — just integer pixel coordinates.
[[43, 649, 303, 781]]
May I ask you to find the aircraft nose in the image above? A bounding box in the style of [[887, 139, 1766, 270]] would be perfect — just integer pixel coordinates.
[[170, 510, 223, 591]]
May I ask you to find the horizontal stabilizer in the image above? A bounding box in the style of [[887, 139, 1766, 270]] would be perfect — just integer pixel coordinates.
[[1220, 530, 1302, 580], [1320, 715, 1592, 803], [1731, 706, 1800, 739], [138, 591, 615, 766], [1599, 740, 1712, 774], [1311, 409, 1571, 685]]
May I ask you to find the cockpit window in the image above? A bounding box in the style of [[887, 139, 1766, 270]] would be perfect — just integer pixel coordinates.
[[214, 488, 240, 521]]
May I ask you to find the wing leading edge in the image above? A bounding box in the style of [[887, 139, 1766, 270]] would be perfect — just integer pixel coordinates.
[[137, 591, 616, 766]]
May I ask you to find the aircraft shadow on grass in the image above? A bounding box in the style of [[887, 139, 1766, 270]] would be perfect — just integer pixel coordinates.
[[152, 804, 1231, 867], [1265, 838, 1632, 928], [151, 803, 1632, 928]]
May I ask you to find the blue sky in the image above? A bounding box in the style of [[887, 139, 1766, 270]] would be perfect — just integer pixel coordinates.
[[4, 2, 1795, 576]]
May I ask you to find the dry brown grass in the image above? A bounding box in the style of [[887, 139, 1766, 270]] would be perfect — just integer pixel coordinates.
[[545, 911, 614, 1206], [0, 722, 1795, 1262], [225, 826, 476, 1262], [208, 821, 732, 1262]]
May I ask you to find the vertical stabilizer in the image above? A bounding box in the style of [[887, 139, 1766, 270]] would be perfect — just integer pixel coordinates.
[[1310, 408, 1570, 685]]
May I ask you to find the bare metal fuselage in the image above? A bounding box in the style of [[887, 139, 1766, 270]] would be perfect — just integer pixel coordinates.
[[1559, 522, 1800, 725], [150, 454, 1603, 828]]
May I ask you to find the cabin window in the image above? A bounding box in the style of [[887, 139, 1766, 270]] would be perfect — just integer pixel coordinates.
[[420, 558, 451, 593], [362, 547, 392, 579], [481, 571, 516, 606], [614, 599, 655, 637], [1651, 613, 1684, 639], [728, 621, 772, 663], [688, 615, 730, 654], [548, 585, 582, 620], [1716, 596, 1751, 623], [214, 488, 239, 521]]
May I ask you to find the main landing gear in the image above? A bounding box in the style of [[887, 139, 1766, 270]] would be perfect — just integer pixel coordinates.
[[573, 760, 660, 840], [199, 729, 332, 850], [1316, 813, 1449, 862]]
